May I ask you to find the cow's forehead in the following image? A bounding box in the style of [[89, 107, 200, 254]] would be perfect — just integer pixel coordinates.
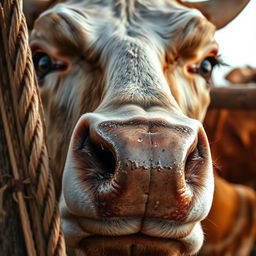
[[37, 0, 208, 55], [32, 0, 216, 116], [48, 0, 203, 18]]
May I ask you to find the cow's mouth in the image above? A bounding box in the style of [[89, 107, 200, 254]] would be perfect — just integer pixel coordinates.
[[79, 234, 185, 256], [61, 213, 204, 255]]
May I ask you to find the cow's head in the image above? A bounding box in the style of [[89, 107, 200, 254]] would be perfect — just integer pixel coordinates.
[[24, 0, 248, 255]]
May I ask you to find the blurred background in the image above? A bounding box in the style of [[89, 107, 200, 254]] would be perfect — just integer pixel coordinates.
[[213, 0, 256, 85]]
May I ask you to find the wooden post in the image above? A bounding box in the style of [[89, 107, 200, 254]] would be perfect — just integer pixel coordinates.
[[209, 84, 256, 109]]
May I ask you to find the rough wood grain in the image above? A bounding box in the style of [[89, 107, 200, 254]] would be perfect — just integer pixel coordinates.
[[210, 85, 256, 109]]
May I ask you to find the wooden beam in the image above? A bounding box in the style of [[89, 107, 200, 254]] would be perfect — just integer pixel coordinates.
[[209, 84, 256, 109]]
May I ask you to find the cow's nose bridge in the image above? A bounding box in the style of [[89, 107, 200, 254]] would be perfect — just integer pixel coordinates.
[[96, 38, 180, 113], [69, 116, 209, 220], [102, 38, 170, 95]]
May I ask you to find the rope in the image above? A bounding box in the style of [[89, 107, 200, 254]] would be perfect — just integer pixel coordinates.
[[0, 0, 66, 255], [0, 88, 37, 256]]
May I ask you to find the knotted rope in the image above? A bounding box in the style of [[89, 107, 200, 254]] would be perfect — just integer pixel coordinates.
[[0, 0, 66, 255]]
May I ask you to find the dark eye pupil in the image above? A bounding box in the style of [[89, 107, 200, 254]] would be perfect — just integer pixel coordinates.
[[33, 52, 53, 84], [200, 59, 212, 74], [38, 55, 52, 72]]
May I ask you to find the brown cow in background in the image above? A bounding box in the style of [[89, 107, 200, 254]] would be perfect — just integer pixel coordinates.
[[205, 67, 256, 188], [202, 67, 256, 255], [226, 66, 256, 84]]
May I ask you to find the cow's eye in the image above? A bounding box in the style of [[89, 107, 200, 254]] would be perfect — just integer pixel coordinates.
[[200, 59, 212, 75], [33, 52, 66, 84], [188, 56, 224, 84], [198, 56, 219, 80], [33, 52, 53, 81]]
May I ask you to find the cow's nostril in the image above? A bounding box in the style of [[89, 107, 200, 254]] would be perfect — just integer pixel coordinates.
[[185, 134, 206, 187], [85, 138, 116, 179], [74, 124, 116, 180]]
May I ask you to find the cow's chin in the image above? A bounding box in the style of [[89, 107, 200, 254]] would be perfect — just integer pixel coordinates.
[[77, 226, 204, 256], [61, 213, 204, 256], [78, 235, 184, 256]]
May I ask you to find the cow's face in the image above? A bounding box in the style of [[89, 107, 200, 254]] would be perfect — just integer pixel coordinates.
[[28, 0, 218, 255]]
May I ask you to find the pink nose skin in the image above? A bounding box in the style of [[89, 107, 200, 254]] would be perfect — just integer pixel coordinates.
[[69, 118, 210, 221]]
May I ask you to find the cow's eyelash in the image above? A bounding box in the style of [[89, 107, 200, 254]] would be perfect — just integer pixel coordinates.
[[188, 55, 226, 75], [213, 55, 227, 67]]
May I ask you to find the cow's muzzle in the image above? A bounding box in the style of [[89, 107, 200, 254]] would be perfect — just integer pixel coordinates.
[[62, 116, 211, 222], [61, 113, 214, 255]]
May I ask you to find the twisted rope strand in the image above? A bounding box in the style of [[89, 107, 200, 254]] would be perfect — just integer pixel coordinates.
[[0, 62, 37, 256]]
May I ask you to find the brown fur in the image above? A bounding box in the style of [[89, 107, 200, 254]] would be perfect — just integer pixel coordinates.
[[200, 173, 256, 256], [204, 108, 256, 188], [202, 68, 256, 255]]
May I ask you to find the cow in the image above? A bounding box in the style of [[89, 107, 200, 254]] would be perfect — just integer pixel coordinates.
[[23, 0, 253, 255], [204, 108, 256, 188], [201, 68, 256, 255], [204, 67, 256, 188], [199, 173, 256, 256]]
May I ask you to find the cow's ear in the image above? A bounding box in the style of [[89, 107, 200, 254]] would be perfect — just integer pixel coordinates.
[[179, 0, 250, 29], [23, 0, 55, 29]]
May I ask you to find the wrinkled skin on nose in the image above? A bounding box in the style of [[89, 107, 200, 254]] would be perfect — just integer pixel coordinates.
[[71, 119, 198, 220]]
